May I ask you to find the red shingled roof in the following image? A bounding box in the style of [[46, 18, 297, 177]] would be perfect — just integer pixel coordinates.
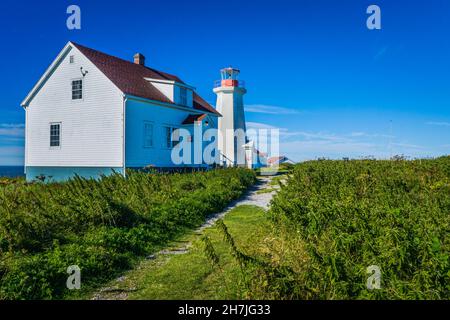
[[256, 149, 267, 157], [268, 156, 287, 164], [71, 42, 220, 116], [182, 114, 208, 125]]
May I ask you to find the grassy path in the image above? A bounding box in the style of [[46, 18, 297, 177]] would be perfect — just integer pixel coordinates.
[[90, 176, 282, 300], [91, 206, 269, 299]]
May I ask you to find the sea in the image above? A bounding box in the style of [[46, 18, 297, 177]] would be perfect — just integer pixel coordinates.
[[0, 166, 25, 178]]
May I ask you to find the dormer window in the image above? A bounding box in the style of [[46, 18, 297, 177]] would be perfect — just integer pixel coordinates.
[[180, 87, 187, 106], [144, 78, 194, 107]]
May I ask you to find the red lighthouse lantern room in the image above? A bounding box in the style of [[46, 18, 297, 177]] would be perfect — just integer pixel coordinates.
[[220, 67, 241, 87]]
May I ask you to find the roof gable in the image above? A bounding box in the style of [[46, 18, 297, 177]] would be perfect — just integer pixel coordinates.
[[22, 41, 220, 116], [21, 42, 73, 107], [71, 42, 220, 115]]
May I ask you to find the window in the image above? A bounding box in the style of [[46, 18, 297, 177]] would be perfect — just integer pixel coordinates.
[[143, 122, 153, 147], [165, 126, 172, 148], [72, 79, 82, 100], [164, 126, 179, 148], [179, 87, 187, 106], [50, 123, 61, 147], [69, 55, 75, 64]]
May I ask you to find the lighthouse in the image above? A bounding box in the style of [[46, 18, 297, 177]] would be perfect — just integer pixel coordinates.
[[213, 67, 247, 167]]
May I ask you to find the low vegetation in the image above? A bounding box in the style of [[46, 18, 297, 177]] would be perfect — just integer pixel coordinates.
[[0, 168, 256, 299], [226, 157, 449, 299], [2, 158, 448, 300], [98, 205, 268, 300], [0, 177, 25, 187]]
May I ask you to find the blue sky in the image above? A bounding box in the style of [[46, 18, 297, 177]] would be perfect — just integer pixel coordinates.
[[0, 0, 449, 165]]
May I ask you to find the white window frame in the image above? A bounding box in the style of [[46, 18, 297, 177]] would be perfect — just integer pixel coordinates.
[[143, 121, 154, 148], [69, 55, 75, 64], [49, 122, 61, 149], [71, 79, 83, 100]]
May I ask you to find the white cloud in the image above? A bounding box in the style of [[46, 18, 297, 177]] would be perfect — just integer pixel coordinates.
[[283, 131, 351, 142], [245, 104, 300, 115], [246, 121, 279, 130], [0, 146, 24, 166], [280, 139, 435, 162], [242, 122, 437, 161], [281, 140, 383, 161], [0, 124, 25, 128], [349, 131, 394, 138], [0, 124, 25, 165], [426, 121, 450, 127], [0, 123, 25, 138], [247, 125, 393, 143], [391, 142, 425, 150]]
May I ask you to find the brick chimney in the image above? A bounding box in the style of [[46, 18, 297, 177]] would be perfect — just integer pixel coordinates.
[[133, 53, 145, 66]]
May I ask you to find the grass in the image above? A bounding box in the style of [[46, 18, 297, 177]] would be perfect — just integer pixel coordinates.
[[91, 205, 269, 300], [253, 174, 288, 194], [255, 188, 277, 194], [269, 174, 288, 186], [255, 168, 290, 176]]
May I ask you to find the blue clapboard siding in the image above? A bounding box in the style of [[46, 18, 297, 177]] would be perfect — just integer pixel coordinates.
[[125, 97, 215, 169]]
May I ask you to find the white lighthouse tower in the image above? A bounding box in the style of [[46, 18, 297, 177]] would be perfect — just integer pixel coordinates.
[[214, 67, 247, 167]]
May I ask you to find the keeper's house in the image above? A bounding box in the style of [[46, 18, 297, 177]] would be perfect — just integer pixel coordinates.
[[21, 42, 220, 182]]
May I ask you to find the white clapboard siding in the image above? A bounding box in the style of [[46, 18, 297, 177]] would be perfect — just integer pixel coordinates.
[[25, 45, 124, 167]]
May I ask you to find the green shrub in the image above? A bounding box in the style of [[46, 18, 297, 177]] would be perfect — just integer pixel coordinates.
[[0, 168, 256, 299], [263, 157, 449, 299]]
